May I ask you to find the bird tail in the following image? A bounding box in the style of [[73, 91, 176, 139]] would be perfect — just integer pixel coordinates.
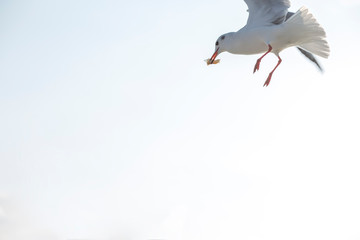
[[284, 6, 330, 58]]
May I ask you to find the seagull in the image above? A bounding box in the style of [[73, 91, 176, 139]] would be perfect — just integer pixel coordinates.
[[207, 0, 330, 86]]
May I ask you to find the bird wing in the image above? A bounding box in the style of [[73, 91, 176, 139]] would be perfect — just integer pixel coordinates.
[[244, 0, 291, 27]]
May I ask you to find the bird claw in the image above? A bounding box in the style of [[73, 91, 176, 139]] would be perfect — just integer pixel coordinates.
[[263, 73, 273, 87], [253, 59, 261, 73]]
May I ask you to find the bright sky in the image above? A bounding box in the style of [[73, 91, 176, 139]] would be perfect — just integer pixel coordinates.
[[1, 0, 360, 239]]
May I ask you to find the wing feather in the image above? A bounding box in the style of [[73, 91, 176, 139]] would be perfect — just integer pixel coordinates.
[[244, 0, 291, 27]]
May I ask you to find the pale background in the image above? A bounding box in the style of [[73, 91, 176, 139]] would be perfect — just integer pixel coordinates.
[[1, 0, 360, 239]]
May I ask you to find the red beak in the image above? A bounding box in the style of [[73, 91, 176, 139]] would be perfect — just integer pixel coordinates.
[[210, 48, 219, 64]]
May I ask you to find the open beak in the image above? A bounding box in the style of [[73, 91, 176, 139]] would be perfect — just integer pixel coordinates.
[[210, 48, 219, 64]]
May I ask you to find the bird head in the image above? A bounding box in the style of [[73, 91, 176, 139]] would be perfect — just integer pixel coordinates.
[[208, 34, 228, 64]]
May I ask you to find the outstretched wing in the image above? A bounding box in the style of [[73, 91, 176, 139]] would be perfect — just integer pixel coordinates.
[[244, 0, 291, 27]]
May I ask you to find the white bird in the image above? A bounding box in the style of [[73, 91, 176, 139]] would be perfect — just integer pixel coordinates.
[[207, 0, 330, 86]]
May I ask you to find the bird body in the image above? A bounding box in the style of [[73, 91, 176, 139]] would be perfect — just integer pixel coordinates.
[[207, 1, 330, 86], [223, 27, 279, 55]]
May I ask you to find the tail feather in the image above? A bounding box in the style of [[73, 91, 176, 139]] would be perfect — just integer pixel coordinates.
[[285, 6, 330, 58]]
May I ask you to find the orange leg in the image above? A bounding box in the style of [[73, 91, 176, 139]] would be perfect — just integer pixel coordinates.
[[263, 55, 282, 87], [253, 44, 273, 73]]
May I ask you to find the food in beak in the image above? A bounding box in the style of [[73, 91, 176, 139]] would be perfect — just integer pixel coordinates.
[[205, 48, 220, 65], [204, 58, 220, 65]]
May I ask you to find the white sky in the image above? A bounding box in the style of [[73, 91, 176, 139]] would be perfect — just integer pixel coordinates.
[[1, 0, 360, 239]]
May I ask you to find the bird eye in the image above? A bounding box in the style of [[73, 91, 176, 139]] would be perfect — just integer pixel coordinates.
[[216, 41, 219, 46]]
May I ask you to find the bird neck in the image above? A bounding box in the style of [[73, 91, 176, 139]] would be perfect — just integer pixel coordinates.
[[224, 28, 268, 55]]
